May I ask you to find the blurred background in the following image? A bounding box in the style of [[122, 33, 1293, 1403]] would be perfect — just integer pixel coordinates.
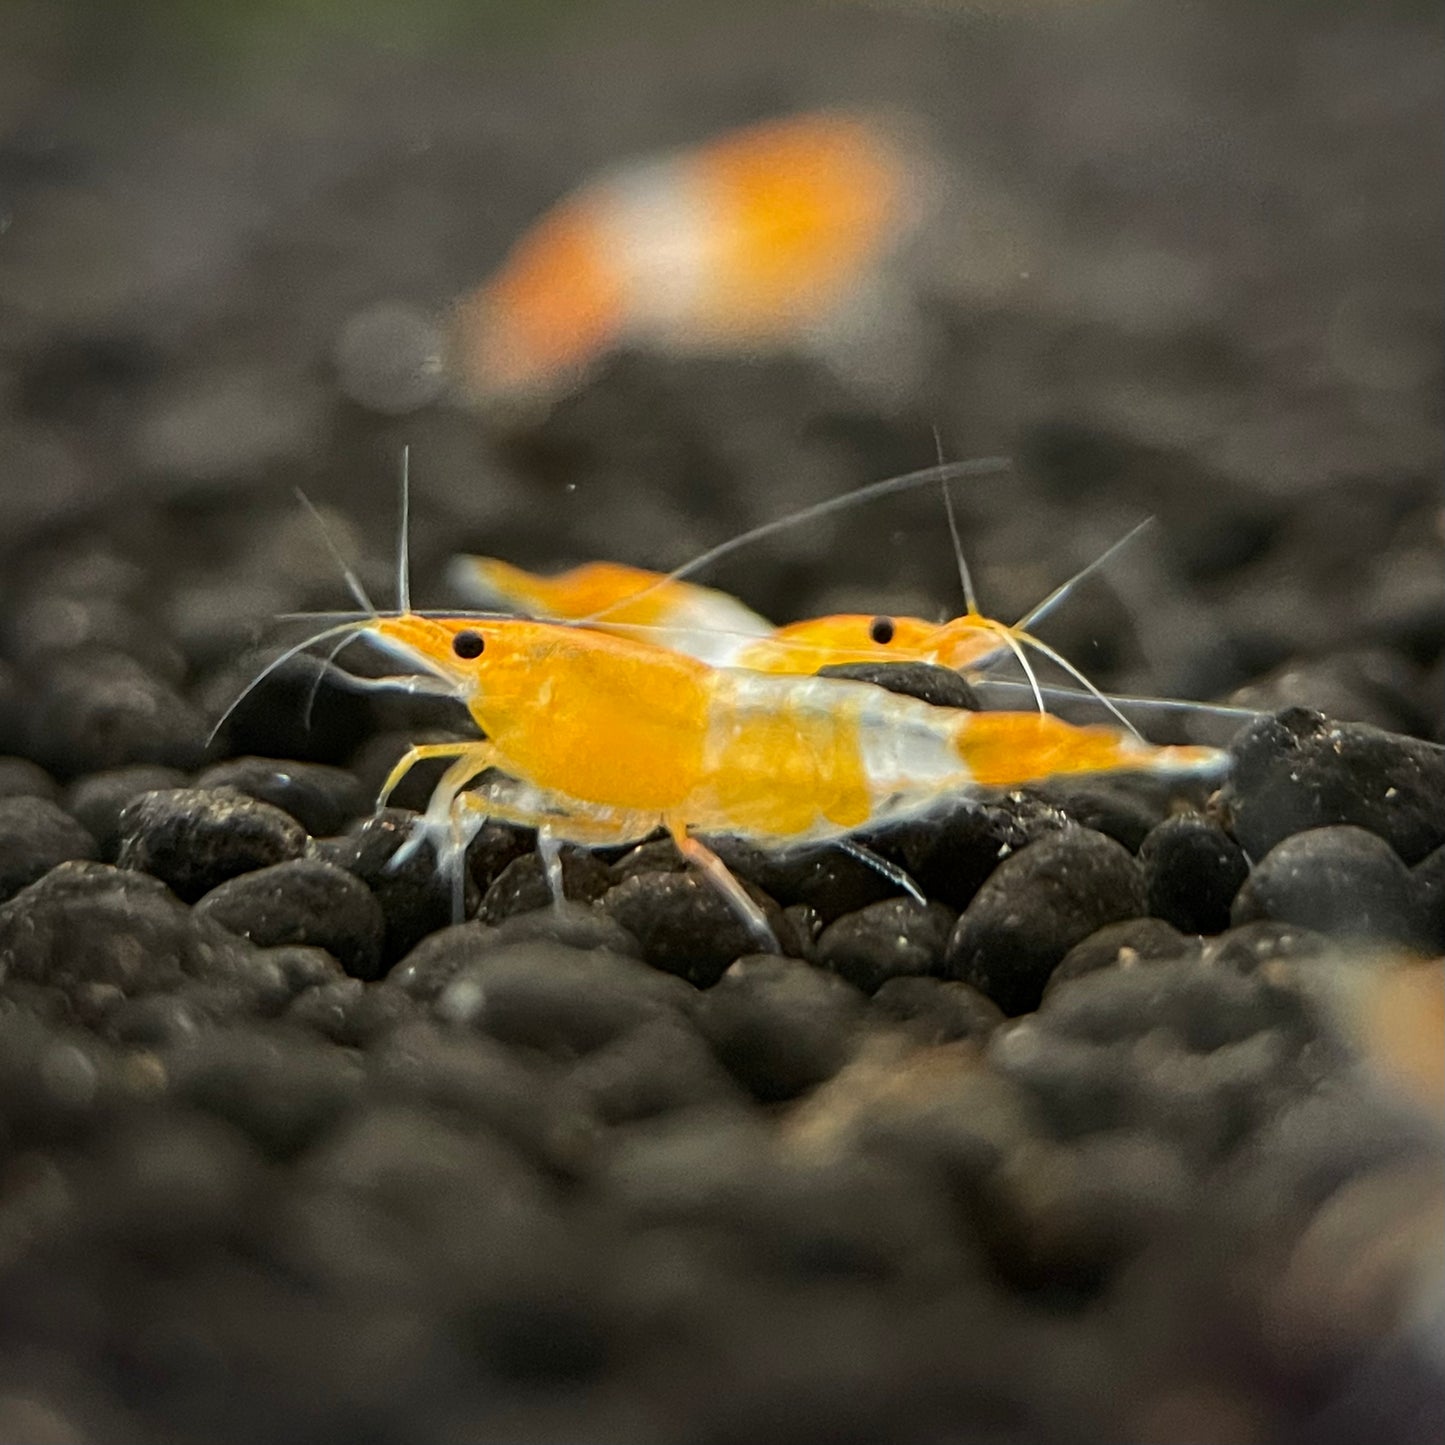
[[1, 0, 1442, 732]]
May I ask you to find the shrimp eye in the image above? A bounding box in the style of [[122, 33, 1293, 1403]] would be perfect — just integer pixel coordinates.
[[869, 616, 896, 645], [452, 629, 485, 660]]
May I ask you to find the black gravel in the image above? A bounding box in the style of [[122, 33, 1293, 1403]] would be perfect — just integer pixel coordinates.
[[0, 4, 1442, 1442]]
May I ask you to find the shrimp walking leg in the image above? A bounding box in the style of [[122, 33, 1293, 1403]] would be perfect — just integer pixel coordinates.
[[833, 837, 926, 905], [668, 822, 778, 952], [379, 741, 497, 810]]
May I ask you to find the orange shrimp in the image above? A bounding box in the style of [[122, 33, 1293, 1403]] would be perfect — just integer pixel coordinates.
[[445, 111, 930, 407], [342, 609, 1225, 941]]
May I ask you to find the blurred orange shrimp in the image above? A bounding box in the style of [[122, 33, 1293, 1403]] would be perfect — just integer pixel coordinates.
[[335, 112, 936, 415]]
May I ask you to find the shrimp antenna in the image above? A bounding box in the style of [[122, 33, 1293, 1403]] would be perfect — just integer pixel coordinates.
[[581, 456, 1012, 624], [932, 423, 979, 617], [397, 444, 412, 615], [1009, 517, 1156, 637], [294, 488, 377, 616], [975, 677, 1266, 724]]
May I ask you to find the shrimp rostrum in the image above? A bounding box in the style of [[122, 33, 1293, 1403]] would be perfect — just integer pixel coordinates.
[[334, 609, 1226, 945]]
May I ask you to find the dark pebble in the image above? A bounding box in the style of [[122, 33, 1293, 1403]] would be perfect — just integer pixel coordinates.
[[875, 792, 1071, 912], [987, 1018, 1138, 1138], [163, 1026, 363, 1160], [1415, 844, 1445, 953], [0, 756, 58, 801], [1039, 954, 1310, 1053], [1048, 918, 1198, 992], [601, 869, 791, 988], [0, 795, 97, 903], [1219, 707, 1445, 865], [1139, 814, 1250, 934], [696, 954, 865, 1102], [1201, 919, 1333, 973], [0, 1011, 119, 1147], [25, 651, 209, 777], [285, 976, 418, 1048], [370, 1021, 597, 1177], [978, 1132, 1192, 1289], [0, 860, 271, 1004], [323, 808, 482, 964], [814, 897, 956, 993], [116, 787, 308, 901], [944, 826, 1147, 1015], [568, 1013, 743, 1123], [815, 660, 980, 710], [1025, 776, 1172, 852], [479, 846, 614, 924], [707, 836, 903, 924], [436, 939, 695, 1057], [1231, 825, 1431, 948], [63, 764, 187, 860], [194, 756, 366, 836], [195, 858, 387, 980], [869, 976, 1004, 1043]]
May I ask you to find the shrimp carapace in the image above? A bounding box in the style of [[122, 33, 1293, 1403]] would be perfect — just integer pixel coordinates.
[[447, 111, 930, 406]]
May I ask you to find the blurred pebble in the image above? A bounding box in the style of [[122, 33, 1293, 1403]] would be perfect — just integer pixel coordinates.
[[0, 795, 97, 902], [285, 975, 418, 1049], [25, 652, 209, 776], [1139, 813, 1250, 934], [1048, 917, 1198, 992], [195, 858, 387, 981], [697, 954, 865, 1102], [194, 756, 366, 836], [63, 763, 187, 860], [1231, 825, 1431, 948], [944, 826, 1147, 1014], [814, 896, 956, 993], [437, 940, 694, 1057], [116, 787, 308, 902], [1415, 844, 1445, 953], [869, 975, 1003, 1044], [1026, 776, 1170, 851], [1220, 707, 1445, 864], [601, 869, 792, 987], [0, 755, 59, 800]]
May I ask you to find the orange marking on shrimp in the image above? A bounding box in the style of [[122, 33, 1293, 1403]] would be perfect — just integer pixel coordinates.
[[447, 111, 923, 404]]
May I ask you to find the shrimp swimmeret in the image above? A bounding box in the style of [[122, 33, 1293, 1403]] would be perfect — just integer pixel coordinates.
[[315, 609, 1227, 943]]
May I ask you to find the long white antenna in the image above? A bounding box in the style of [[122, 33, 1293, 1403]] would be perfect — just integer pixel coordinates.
[[932, 424, 979, 617], [294, 488, 377, 616], [397, 444, 412, 615]]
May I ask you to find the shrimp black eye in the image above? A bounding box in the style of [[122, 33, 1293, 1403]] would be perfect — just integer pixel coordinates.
[[869, 616, 896, 645], [452, 629, 485, 659]]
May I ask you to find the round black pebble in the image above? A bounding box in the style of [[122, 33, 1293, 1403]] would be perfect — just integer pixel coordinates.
[[875, 792, 1072, 912], [25, 652, 209, 777], [1139, 814, 1250, 935], [0, 756, 59, 801], [1415, 844, 1445, 953], [601, 870, 791, 988], [1220, 707, 1445, 865], [194, 756, 367, 837], [195, 858, 387, 980], [696, 954, 865, 1102], [1026, 777, 1172, 852], [869, 975, 1004, 1043], [1047, 917, 1198, 993], [1230, 825, 1430, 948], [814, 897, 957, 993], [480, 848, 614, 924], [815, 661, 980, 711], [64, 764, 188, 861], [0, 795, 98, 903], [944, 826, 1147, 1015], [116, 787, 308, 902]]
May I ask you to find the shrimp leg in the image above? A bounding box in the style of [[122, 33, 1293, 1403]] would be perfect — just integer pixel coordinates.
[[668, 821, 778, 953], [378, 740, 495, 810]]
